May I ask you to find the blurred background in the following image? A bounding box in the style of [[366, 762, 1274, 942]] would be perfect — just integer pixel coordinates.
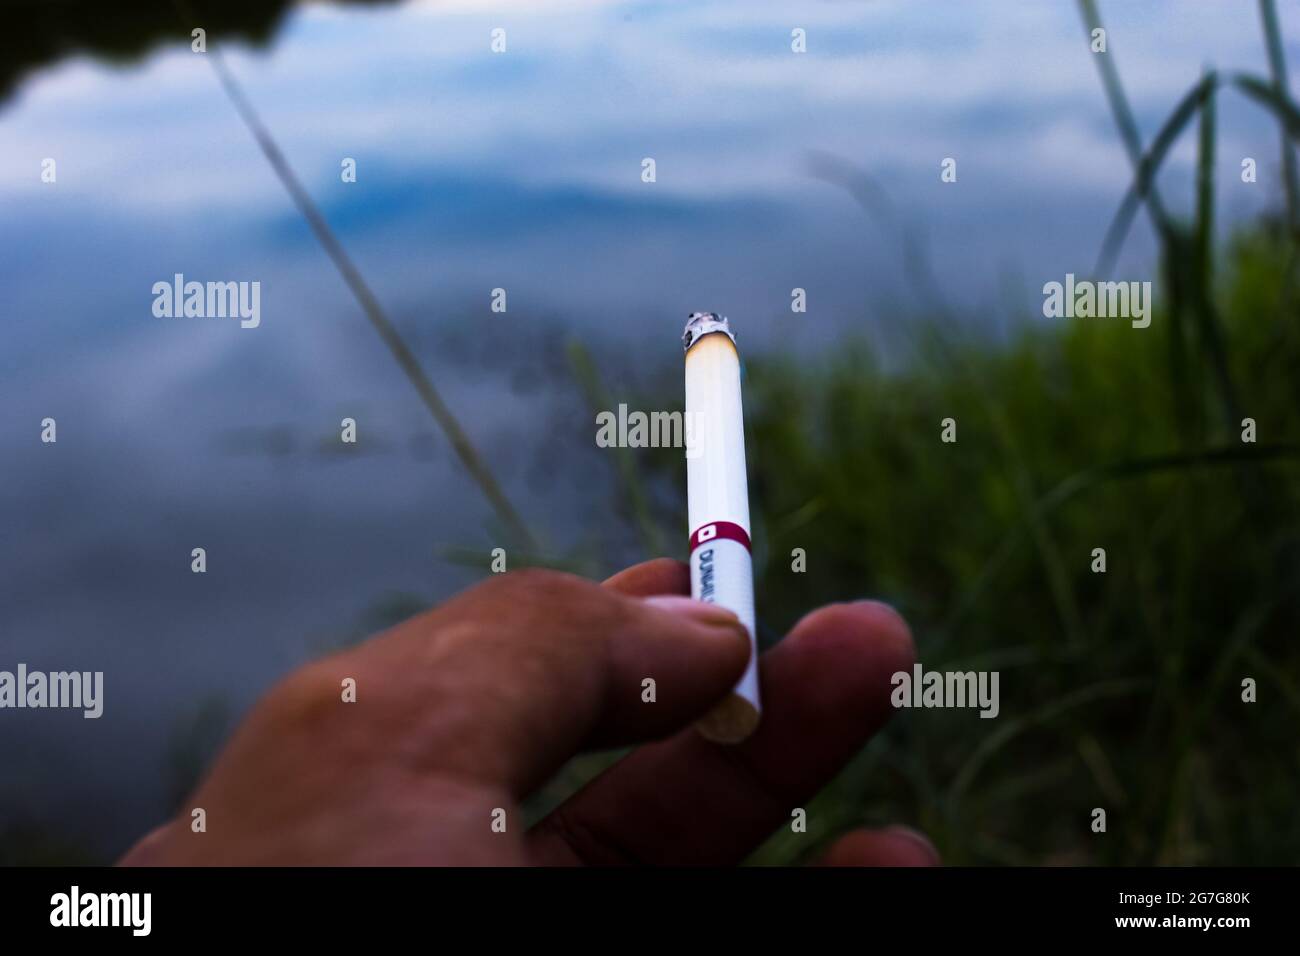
[[1, 0, 1298, 865]]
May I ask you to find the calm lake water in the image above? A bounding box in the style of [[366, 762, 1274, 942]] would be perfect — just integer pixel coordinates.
[[1, 0, 1295, 859]]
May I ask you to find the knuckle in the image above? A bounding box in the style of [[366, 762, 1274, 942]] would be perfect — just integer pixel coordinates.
[[259, 657, 348, 731], [459, 567, 625, 655], [481, 567, 612, 614]]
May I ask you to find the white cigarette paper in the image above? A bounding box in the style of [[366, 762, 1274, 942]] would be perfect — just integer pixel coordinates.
[[683, 312, 760, 744]]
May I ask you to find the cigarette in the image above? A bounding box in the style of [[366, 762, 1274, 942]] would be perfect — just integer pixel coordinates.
[[682, 312, 760, 744]]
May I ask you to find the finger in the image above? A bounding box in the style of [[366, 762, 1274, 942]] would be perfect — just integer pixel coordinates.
[[528, 600, 914, 865], [814, 827, 940, 867], [117, 822, 175, 866], [602, 558, 690, 597], [346, 569, 750, 796]]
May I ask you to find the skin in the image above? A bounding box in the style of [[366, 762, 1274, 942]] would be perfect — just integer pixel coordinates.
[[119, 559, 936, 866]]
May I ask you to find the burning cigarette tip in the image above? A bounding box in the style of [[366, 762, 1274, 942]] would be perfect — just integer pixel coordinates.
[[683, 311, 736, 352]]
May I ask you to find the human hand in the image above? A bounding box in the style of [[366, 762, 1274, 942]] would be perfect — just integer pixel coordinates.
[[119, 559, 935, 866]]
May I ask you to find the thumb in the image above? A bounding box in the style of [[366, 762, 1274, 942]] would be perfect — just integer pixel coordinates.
[[342, 570, 751, 796]]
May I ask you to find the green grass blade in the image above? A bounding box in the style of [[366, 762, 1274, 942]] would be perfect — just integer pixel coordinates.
[[940, 443, 1300, 642], [948, 679, 1147, 808], [1196, 69, 1217, 293], [1234, 72, 1300, 139], [1094, 71, 1217, 276], [1258, 0, 1300, 230], [1077, 0, 1176, 236]]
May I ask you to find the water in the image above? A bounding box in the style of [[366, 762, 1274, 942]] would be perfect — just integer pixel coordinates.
[[0, 0, 1294, 860]]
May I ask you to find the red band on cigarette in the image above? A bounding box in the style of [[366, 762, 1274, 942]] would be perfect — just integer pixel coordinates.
[[689, 520, 751, 552]]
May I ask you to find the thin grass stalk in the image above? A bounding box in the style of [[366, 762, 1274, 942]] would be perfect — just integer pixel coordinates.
[[1258, 0, 1300, 234], [938, 443, 1300, 644], [172, 0, 538, 552], [566, 340, 666, 558], [1077, 0, 1196, 447], [1076, 0, 1177, 238]]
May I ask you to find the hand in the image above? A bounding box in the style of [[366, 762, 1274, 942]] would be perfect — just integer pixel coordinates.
[[119, 559, 935, 866]]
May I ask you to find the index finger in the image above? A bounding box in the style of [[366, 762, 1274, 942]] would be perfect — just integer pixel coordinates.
[[602, 558, 690, 598]]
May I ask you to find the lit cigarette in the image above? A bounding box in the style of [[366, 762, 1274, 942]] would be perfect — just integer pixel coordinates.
[[683, 312, 760, 744]]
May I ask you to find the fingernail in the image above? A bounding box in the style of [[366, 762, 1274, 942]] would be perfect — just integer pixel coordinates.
[[644, 595, 742, 628], [883, 825, 940, 865]]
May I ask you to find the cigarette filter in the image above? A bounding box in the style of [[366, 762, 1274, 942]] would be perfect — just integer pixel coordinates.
[[683, 312, 760, 744]]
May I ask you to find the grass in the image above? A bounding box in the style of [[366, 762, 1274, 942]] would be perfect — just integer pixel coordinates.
[[734, 229, 1300, 863]]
